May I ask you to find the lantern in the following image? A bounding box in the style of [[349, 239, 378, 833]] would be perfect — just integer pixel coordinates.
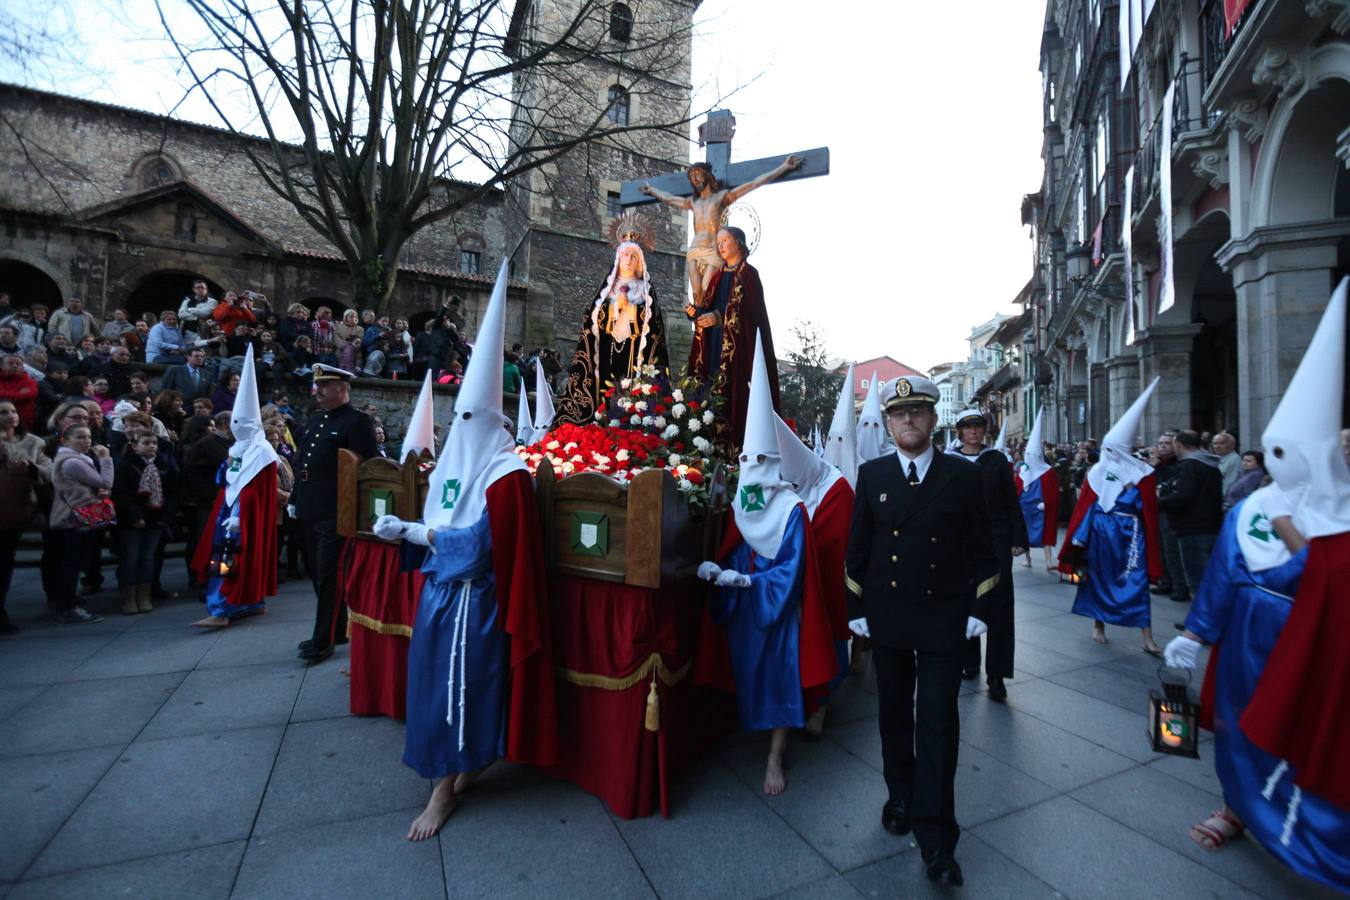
[[1147, 667, 1199, 758], [209, 535, 239, 580]]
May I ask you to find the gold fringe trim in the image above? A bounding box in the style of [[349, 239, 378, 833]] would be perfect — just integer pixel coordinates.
[[975, 574, 999, 599], [555, 652, 692, 692], [644, 671, 660, 732], [845, 572, 863, 597], [347, 610, 414, 638]]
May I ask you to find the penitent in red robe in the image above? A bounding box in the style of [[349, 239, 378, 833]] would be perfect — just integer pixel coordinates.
[[1057, 476, 1162, 581], [686, 261, 781, 450], [190, 466, 278, 607]]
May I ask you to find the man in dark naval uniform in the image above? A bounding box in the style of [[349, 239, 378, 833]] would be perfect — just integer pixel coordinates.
[[293, 364, 378, 663], [846, 375, 998, 887], [950, 408, 1027, 700]]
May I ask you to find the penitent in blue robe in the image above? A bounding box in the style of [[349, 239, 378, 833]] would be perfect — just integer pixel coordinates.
[[713, 506, 807, 731], [203, 465, 264, 620], [1019, 477, 1046, 546], [403, 511, 508, 779], [1185, 501, 1349, 892], [1070, 485, 1151, 628]]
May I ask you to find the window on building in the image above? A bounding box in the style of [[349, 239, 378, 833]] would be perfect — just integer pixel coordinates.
[[609, 3, 633, 42], [459, 250, 481, 275], [605, 190, 622, 217], [606, 85, 630, 125]]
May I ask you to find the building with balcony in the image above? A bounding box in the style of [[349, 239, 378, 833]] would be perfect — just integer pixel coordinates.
[[1026, 0, 1349, 450]]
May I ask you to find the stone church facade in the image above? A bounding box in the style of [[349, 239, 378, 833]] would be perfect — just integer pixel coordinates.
[[0, 0, 699, 361]]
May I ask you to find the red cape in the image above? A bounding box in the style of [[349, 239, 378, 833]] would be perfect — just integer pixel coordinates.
[[811, 479, 854, 643], [1239, 531, 1350, 810], [1057, 475, 1161, 581], [686, 262, 781, 450], [190, 465, 278, 605], [486, 469, 559, 768], [693, 503, 839, 707]]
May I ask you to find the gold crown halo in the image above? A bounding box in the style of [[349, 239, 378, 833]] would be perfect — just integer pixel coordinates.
[[608, 209, 655, 251]]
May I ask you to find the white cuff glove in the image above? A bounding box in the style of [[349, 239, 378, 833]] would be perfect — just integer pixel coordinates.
[[1037, 502, 1045, 511], [286, 504, 296, 519], [224, 517, 242, 535], [1164, 635, 1202, 670], [697, 561, 723, 582], [965, 616, 988, 639], [372, 514, 405, 541], [848, 618, 870, 638], [715, 569, 751, 588], [1261, 485, 1294, 522]]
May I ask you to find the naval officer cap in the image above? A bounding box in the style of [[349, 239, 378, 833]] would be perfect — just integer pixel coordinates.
[[312, 363, 357, 382], [954, 407, 988, 427], [883, 375, 939, 412]]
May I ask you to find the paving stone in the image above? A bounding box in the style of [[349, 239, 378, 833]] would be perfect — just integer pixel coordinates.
[[0, 686, 43, 724], [64, 627, 221, 681], [438, 780, 652, 899], [140, 662, 304, 740], [769, 873, 865, 899], [1015, 619, 1142, 663], [1012, 602, 1066, 622], [1001, 678, 1158, 763], [289, 659, 354, 723], [233, 808, 443, 900], [0, 745, 122, 881], [721, 735, 899, 871], [195, 619, 319, 670], [1071, 766, 1344, 900], [615, 761, 832, 898], [957, 693, 1136, 791], [252, 715, 425, 837], [1046, 658, 1159, 713], [0, 634, 116, 686], [846, 831, 1058, 899], [7, 842, 244, 900], [819, 679, 878, 727], [0, 672, 183, 759], [27, 726, 282, 877], [1144, 752, 1225, 797], [974, 795, 1255, 899], [998, 640, 1090, 678]]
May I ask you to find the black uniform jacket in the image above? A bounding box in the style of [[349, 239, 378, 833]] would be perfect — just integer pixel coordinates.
[[846, 449, 1000, 653], [292, 403, 378, 520], [960, 448, 1029, 555]]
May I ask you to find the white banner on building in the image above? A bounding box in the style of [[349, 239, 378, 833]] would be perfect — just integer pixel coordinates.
[[1130, 0, 1143, 57], [1123, 163, 1136, 345], [1158, 82, 1176, 316], [1119, 0, 1132, 89]]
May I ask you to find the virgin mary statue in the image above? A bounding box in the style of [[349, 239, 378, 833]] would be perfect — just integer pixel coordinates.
[[554, 215, 670, 426]]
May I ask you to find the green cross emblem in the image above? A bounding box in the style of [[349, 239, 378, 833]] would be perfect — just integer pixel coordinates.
[[739, 484, 765, 512], [441, 478, 462, 510], [1247, 511, 1273, 542], [1105, 471, 1119, 482], [228, 456, 242, 472]]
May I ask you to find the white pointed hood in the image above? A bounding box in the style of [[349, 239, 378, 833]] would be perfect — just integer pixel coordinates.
[[530, 356, 556, 443], [994, 419, 1009, 460], [1021, 407, 1051, 485], [734, 332, 803, 558], [515, 377, 533, 444], [856, 370, 888, 461], [224, 344, 279, 506], [424, 259, 527, 530], [811, 423, 825, 458], [403, 371, 437, 459], [824, 364, 859, 486], [775, 413, 843, 517], [1087, 376, 1159, 510], [1259, 276, 1349, 539]]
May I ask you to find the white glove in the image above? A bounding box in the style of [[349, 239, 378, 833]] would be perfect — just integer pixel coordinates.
[[372, 514, 406, 541], [1261, 485, 1294, 522], [848, 618, 870, 638], [286, 504, 296, 519], [715, 569, 751, 588], [401, 523, 432, 547], [1037, 502, 1045, 511], [965, 616, 988, 639], [224, 517, 242, 535], [697, 561, 723, 582], [1164, 635, 1202, 670]]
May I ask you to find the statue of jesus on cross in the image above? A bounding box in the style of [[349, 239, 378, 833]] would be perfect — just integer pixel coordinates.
[[640, 154, 803, 316]]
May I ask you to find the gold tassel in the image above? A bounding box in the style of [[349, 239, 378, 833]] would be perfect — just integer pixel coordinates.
[[643, 671, 660, 732]]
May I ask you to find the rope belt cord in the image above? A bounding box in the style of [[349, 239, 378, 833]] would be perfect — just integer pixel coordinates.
[[445, 581, 472, 751]]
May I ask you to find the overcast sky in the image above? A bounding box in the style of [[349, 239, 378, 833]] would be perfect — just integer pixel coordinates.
[[3, 0, 1045, 371]]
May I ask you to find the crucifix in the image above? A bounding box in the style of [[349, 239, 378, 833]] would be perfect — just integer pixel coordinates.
[[619, 109, 829, 307]]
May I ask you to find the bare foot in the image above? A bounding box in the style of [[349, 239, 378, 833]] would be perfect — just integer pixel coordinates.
[[763, 754, 786, 795], [1189, 807, 1243, 850], [453, 769, 480, 795], [1092, 623, 1108, 645], [1143, 640, 1163, 656], [407, 777, 458, 841], [191, 616, 228, 629], [803, 706, 827, 738]]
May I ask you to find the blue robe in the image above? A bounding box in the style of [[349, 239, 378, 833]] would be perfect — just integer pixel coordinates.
[[714, 506, 807, 731], [203, 464, 264, 620], [403, 512, 508, 779], [1070, 485, 1151, 627], [1019, 476, 1046, 546], [1185, 503, 1349, 892]]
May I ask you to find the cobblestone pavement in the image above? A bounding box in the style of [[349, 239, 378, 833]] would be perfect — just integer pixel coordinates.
[[0, 559, 1337, 899]]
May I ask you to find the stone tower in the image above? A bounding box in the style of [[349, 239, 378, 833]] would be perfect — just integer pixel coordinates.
[[504, 0, 698, 363]]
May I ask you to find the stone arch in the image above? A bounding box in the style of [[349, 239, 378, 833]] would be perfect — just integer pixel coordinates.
[[1249, 43, 1350, 229], [125, 151, 185, 191], [124, 270, 226, 322], [0, 253, 71, 309]]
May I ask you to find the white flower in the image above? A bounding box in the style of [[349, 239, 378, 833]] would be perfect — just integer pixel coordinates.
[[662, 424, 679, 440], [693, 436, 711, 452], [630, 414, 642, 425], [688, 419, 701, 433], [677, 478, 693, 491], [634, 400, 648, 412], [546, 440, 560, 450], [609, 419, 621, 428], [561, 461, 575, 474], [616, 449, 630, 461], [671, 403, 687, 419], [594, 411, 605, 420], [672, 389, 684, 403], [703, 410, 715, 425], [642, 416, 654, 427], [668, 454, 682, 467], [620, 378, 632, 389], [618, 398, 633, 410], [653, 416, 667, 429]]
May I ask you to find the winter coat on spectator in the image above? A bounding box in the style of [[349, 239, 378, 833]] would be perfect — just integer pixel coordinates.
[[211, 301, 257, 336], [1157, 451, 1224, 535], [46, 308, 100, 347], [0, 432, 53, 526], [0, 369, 39, 431], [112, 452, 175, 528], [146, 322, 187, 363], [278, 315, 308, 351], [101, 320, 137, 341], [1223, 467, 1266, 511], [49, 447, 114, 530], [178, 295, 218, 331], [183, 431, 231, 508], [161, 361, 216, 403]]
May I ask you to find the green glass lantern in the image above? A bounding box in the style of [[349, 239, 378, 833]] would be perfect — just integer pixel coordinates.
[[1148, 666, 1200, 759]]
